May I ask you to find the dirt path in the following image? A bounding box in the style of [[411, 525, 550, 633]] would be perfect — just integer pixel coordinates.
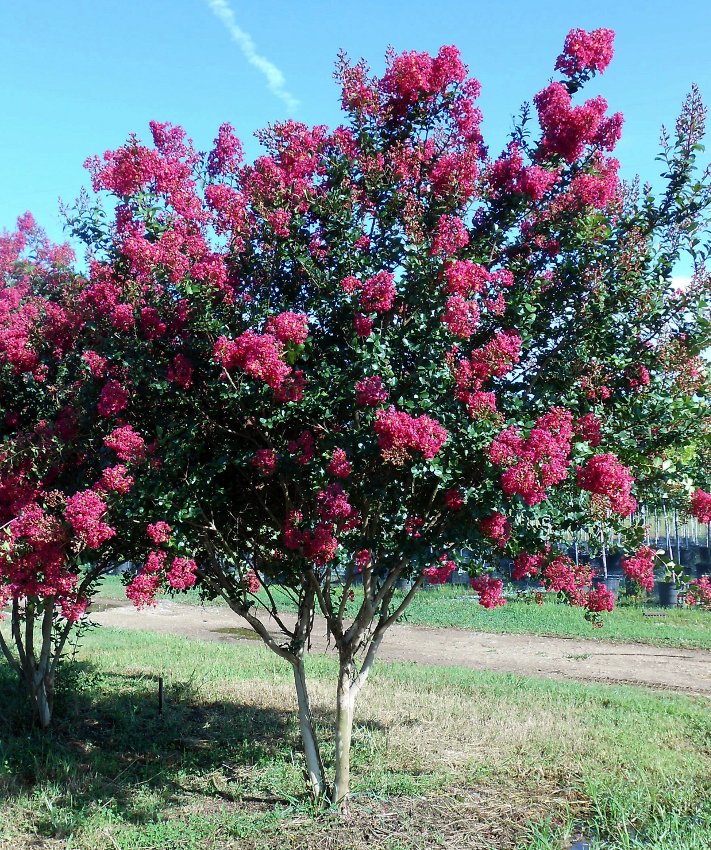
[[91, 600, 711, 697]]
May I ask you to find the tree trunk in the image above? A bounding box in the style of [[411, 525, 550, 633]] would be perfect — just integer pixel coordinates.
[[29, 668, 54, 728], [9, 598, 57, 728], [292, 656, 327, 799], [333, 660, 355, 806]]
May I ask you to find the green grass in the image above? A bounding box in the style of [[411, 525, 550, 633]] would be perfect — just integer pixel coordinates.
[[399, 586, 711, 650], [97, 574, 711, 650], [1, 627, 709, 849]]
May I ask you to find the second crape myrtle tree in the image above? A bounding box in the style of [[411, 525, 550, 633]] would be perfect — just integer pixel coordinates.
[[0, 218, 149, 726], [67, 29, 710, 802]]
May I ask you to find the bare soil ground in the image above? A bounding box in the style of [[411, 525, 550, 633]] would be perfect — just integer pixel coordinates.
[[91, 600, 711, 697]]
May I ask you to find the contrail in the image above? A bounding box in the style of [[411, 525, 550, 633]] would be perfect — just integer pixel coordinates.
[[205, 0, 299, 113]]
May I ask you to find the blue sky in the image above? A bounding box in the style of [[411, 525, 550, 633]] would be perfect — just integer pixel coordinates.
[[2, 0, 709, 250]]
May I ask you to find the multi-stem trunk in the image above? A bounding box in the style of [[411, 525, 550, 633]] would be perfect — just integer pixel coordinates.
[[1, 598, 58, 728]]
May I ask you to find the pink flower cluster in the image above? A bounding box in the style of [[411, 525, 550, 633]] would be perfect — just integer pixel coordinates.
[[513, 549, 611, 614], [327, 448, 352, 478], [166, 556, 198, 590], [442, 294, 480, 338], [97, 380, 129, 418], [448, 331, 521, 418], [147, 521, 171, 544], [691, 489, 711, 524], [555, 28, 616, 77], [244, 569, 261, 594], [444, 488, 464, 510], [85, 143, 162, 197], [354, 549, 371, 571], [576, 453, 636, 516], [621, 546, 656, 593], [463, 330, 523, 386], [566, 155, 619, 210], [542, 555, 591, 599], [214, 331, 290, 390], [423, 554, 457, 585], [355, 375, 389, 406], [126, 543, 197, 603], [575, 413, 602, 447], [99, 464, 134, 494], [512, 550, 547, 581], [288, 430, 315, 465], [64, 490, 115, 550], [443, 260, 491, 296], [430, 215, 469, 257], [687, 575, 711, 610], [488, 409, 574, 505], [126, 550, 166, 607], [82, 349, 108, 378], [345, 271, 396, 314], [167, 354, 193, 389], [489, 144, 558, 201], [479, 512, 511, 547], [405, 516, 424, 537], [284, 511, 338, 565], [374, 406, 448, 464], [273, 369, 306, 404], [316, 483, 358, 525], [207, 122, 243, 177], [381, 45, 468, 110], [627, 364, 650, 390], [264, 311, 309, 345], [104, 425, 146, 463], [534, 82, 623, 163], [469, 574, 506, 608], [251, 449, 277, 476], [354, 313, 374, 337], [140, 307, 167, 340], [585, 584, 615, 613]]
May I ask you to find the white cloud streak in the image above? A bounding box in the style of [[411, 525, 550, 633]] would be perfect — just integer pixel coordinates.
[[205, 0, 299, 114]]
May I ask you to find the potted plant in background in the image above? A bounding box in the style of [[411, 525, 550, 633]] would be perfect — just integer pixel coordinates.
[[656, 557, 691, 608]]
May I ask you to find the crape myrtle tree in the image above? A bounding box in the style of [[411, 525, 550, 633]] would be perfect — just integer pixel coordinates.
[[63, 29, 711, 801], [0, 216, 153, 726]]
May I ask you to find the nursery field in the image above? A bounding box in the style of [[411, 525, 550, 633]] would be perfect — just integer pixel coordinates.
[[97, 577, 711, 650], [1, 628, 709, 850]]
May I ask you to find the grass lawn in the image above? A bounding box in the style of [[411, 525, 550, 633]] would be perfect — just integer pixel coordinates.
[[1, 627, 709, 849], [97, 575, 711, 650]]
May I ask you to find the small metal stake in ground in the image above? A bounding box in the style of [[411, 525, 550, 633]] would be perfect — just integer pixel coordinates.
[[158, 675, 164, 717]]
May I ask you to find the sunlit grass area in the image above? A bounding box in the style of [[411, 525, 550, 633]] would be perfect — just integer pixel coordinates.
[[1, 627, 709, 849]]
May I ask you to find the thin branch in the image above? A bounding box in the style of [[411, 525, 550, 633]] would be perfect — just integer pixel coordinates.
[[11, 599, 27, 670], [225, 598, 296, 664], [0, 628, 21, 675]]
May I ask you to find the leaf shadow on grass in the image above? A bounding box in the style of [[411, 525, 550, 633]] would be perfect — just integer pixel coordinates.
[[0, 660, 320, 834]]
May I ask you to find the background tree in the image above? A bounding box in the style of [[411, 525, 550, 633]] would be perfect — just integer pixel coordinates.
[[0, 216, 148, 726], [58, 29, 711, 801]]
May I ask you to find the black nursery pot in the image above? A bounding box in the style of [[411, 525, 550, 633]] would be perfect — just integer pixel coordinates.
[[592, 575, 622, 597], [449, 569, 470, 586], [695, 547, 711, 578], [656, 580, 679, 608], [606, 552, 623, 573]]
